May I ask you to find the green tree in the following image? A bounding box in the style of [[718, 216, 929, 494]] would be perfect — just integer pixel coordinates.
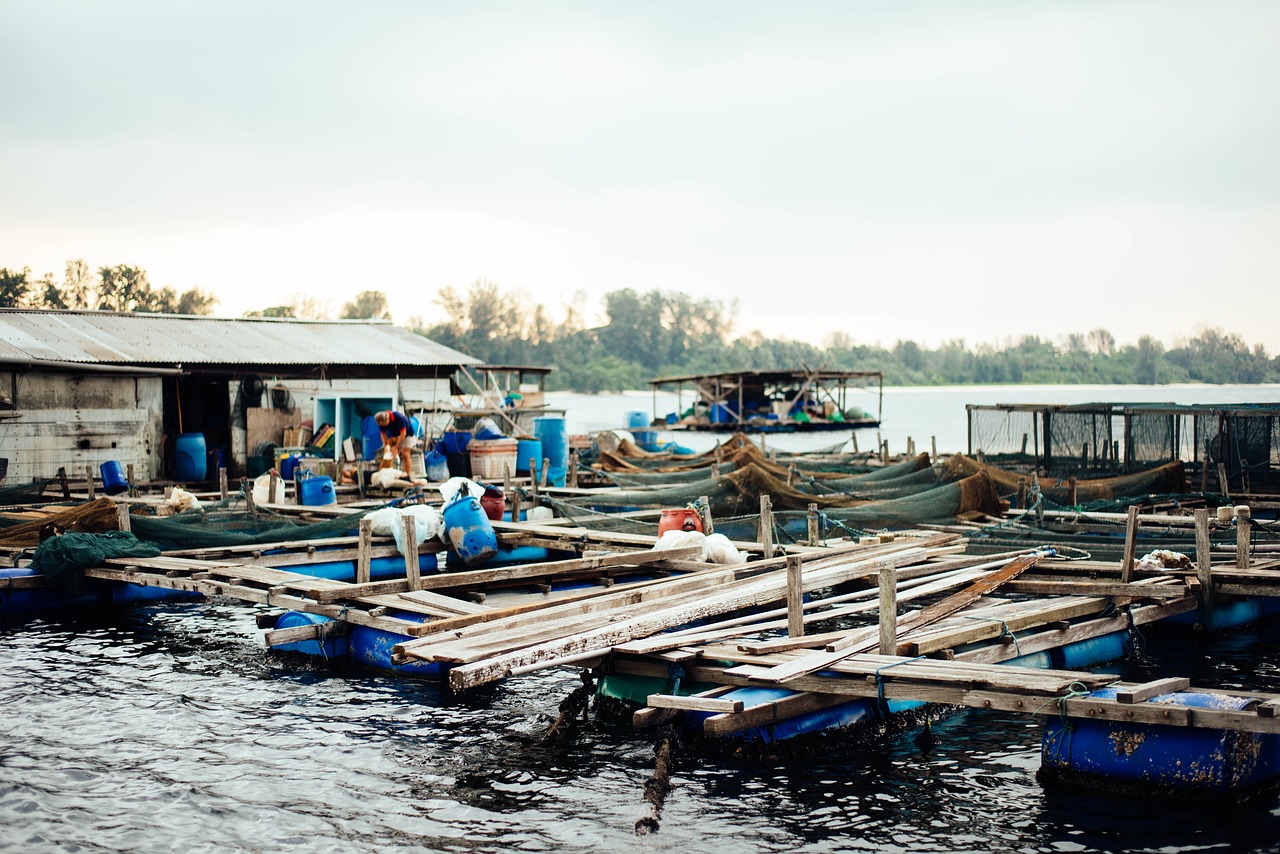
[[0, 267, 31, 307], [341, 290, 392, 321]]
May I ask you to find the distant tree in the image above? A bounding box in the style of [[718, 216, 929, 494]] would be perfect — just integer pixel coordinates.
[[1134, 336, 1162, 384], [0, 267, 31, 307], [244, 305, 297, 318], [96, 264, 154, 311], [174, 287, 217, 315], [340, 290, 392, 321]]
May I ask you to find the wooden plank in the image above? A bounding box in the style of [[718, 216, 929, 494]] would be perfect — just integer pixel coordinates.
[[1115, 677, 1191, 704], [646, 694, 745, 714], [1001, 578, 1187, 599], [1120, 505, 1140, 583], [744, 555, 1042, 686], [703, 692, 850, 737]]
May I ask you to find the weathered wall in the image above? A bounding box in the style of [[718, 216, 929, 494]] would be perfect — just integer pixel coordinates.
[[1, 371, 163, 484], [228, 377, 452, 471]]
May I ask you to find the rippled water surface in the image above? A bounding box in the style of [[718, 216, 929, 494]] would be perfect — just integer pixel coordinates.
[[5, 601, 1280, 853]]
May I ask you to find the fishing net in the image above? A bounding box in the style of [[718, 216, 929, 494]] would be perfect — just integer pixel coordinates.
[[127, 495, 375, 551], [0, 498, 122, 547], [0, 479, 59, 508], [940, 456, 1186, 504], [31, 530, 161, 595]]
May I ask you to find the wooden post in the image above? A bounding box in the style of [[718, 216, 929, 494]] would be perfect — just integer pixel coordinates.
[[1081, 442, 1088, 467], [268, 472, 279, 504], [568, 455, 578, 488], [126, 464, 135, 497], [880, 440, 889, 465], [1113, 440, 1121, 469], [1200, 455, 1210, 493], [711, 463, 720, 480], [1241, 459, 1251, 495], [219, 467, 228, 500], [510, 489, 522, 524], [1120, 505, 1140, 583], [116, 502, 131, 532], [86, 466, 95, 499], [1194, 508, 1213, 616], [540, 457, 550, 488], [787, 465, 797, 486], [906, 436, 915, 456], [851, 433, 858, 454], [356, 460, 366, 501], [807, 503, 820, 546], [57, 466, 70, 499], [930, 435, 936, 462], [1066, 476, 1077, 508], [1237, 505, 1252, 570], [527, 457, 537, 485], [759, 494, 774, 559], [1217, 463, 1230, 499], [503, 464, 511, 498], [698, 495, 714, 536], [1021, 433, 1028, 455], [357, 518, 373, 584], [402, 514, 421, 592], [878, 561, 897, 655], [1016, 477, 1027, 511], [786, 554, 804, 638]]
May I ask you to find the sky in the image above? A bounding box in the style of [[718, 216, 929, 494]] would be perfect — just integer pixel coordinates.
[[3, 1, 1278, 352]]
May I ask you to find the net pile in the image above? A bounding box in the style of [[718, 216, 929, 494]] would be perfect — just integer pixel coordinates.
[[128, 496, 374, 551]]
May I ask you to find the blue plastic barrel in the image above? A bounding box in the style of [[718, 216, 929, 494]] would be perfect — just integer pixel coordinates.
[[100, 460, 128, 495], [425, 449, 450, 482], [439, 431, 472, 456], [1041, 687, 1280, 793], [298, 474, 336, 506], [626, 410, 656, 446], [516, 438, 543, 476], [174, 433, 207, 481], [442, 494, 497, 566], [361, 416, 383, 461], [271, 612, 349, 658], [533, 417, 568, 487], [279, 454, 301, 481]]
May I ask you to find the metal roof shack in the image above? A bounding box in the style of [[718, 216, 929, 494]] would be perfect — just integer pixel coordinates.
[[0, 309, 480, 379]]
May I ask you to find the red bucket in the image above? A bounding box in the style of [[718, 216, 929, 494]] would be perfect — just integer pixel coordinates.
[[480, 486, 505, 521], [658, 508, 703, 536]]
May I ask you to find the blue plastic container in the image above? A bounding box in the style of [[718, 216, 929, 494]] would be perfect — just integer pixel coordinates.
[[1053, 630, 1128, 670], [626, 410, 657, 446], [361, 416, 383, 461], [173, 433, 207, 481], [425, 449, 450, 482], [442, 494, 497, 566], [516, 438, 543, 476], [1042, 687, 1280, 794], [439, 431, 472, 456], [533, 417, 568, 487], [271, 612, 349, 659], [709, 403, 735, 424], [278, 454, 301, 481], [100, 460, 128, 495], [298, 474, 336, 506]]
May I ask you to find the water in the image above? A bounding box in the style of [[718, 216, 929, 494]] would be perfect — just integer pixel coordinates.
[[548, 383, 1280, 457], [8, 603, 1280, 852], [7, 383, 1280, 852]]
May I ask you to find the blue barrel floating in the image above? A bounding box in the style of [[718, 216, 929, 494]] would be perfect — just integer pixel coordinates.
[[1041, 687, 1280, 794], [298, 474, 336, 506], [533, 416, 568, 487], [173, 432, 207, 481], [515, 437, 543, 477], [442, 493, 497, 566], [99, 460, 129, 495], [271, 612, 349, 658]]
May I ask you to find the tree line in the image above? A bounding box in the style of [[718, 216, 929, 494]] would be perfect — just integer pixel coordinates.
[[3, 263, 1275, 391], [411, 280, 1280, 391]]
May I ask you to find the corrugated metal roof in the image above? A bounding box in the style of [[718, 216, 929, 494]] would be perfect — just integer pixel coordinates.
[[0, 310, 480, 367]]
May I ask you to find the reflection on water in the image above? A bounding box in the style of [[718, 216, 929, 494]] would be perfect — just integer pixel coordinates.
[[5, 601, 1280, 852]]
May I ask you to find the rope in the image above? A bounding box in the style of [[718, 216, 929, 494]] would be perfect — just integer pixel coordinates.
[[960, 616, 1022, 657], [1037, 680, 1093, 763], [873, 655, 927, 718]]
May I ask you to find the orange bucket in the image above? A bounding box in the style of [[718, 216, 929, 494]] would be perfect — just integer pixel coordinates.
[[658, 508, 703, 536]]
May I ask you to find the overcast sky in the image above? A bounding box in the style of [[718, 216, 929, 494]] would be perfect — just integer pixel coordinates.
[[3, 1, 1277, 351]]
